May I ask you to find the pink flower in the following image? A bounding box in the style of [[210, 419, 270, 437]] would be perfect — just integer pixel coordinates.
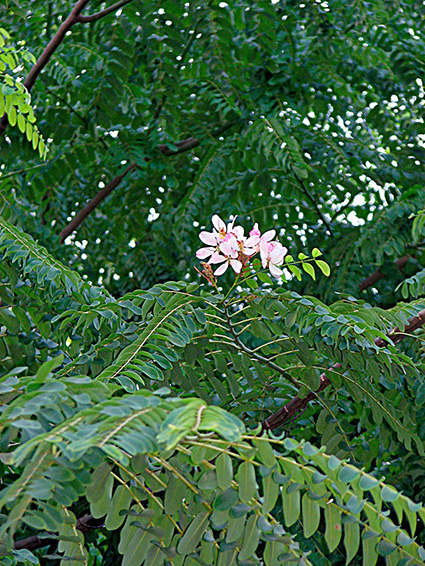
[[245, 227, 276, 252], [260, 239, 287, 278], [250, 223, 261, 238], [209, 236, 242, 276]]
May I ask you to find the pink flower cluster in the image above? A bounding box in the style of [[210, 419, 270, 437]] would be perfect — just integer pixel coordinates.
[[196, 215, 288, 277]]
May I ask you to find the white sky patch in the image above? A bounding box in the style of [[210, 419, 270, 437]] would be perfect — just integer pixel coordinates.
[[148, 207, 159, 222], [346, 210, 365, 226], [352, 194, 366, 207]]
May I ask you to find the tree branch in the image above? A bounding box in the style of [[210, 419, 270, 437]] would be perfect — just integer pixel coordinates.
[[59, 121, 239, 242], [359, 255, 409, 292], [60, 161, 137, 243], [373, 307, 425, 347], [14, 514, 103, 552], [261, 367, 337, 432], [262, 306, 425, 431], [293, 172, 334, 237], [77, 0, 133, 23], [0, 0, 133, 137]]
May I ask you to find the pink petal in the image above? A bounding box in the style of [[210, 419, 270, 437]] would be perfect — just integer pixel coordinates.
[[199, 231, 218, 246], [249, 223, 261, 237], [196, 247, 214, 259], [230, 259, 242, 273], [214, 262, 229, 276]]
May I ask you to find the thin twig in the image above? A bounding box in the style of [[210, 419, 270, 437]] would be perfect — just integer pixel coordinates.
[[293, 171, 334, 237], [223, 302, 300, 386], [77, 0, 133, 23]]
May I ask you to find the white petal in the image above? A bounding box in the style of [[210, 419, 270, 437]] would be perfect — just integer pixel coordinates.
[[214, 262, 228, 276], [269, 264, 283, 277], [212, 214, 226, 232], [227, 216, 237, 232], [199, 231, 218, 246], [220, 238, 238, 257], [196, 247, 214, 259], [271, 244, 287, 265], [230, 259, 242, 273], [233, 225, 244, 239], [261, 229, 276, 242], [244, 247, 256, 256], [209, 252, 226, 264], [245, 235, 260, 247]]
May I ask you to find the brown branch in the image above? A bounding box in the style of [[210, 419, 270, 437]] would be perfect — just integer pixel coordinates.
[[359, 255, 409, 292], [262, 367, 335, 432], [0, 0, 89, 136], [14, 514, 103, 552], [60, 161, 137, 243], [262, 305, 425, 431], [59, 122, 240, 242], [373, 307, 425, 347], [157, 137, 200, 156], [0, 0, 133, 137], [77, 0, 133, 23]]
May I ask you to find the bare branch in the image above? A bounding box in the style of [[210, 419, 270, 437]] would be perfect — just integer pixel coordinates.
[[262, 368, 335, 432], [77, 0, 133, 23]]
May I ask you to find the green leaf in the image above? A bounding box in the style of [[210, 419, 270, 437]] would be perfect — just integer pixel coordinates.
[[362, 531, 379, 566], [34, 355, 64, 382], [238, 461, 257, 504], [214, 487, 238, 511], [302, 262, 316, 280], [239, 514, 261, 561], [344, 520, 360, 564], [315, 259, 331, 276], [325, 504, 342, 552], [216, 453, 233, 489], [302, 493, 320, 538], [381, 486, 400, 502], [105, 485, 133, 531], [282, 485, 300, 527], [177, 510, 210, 555]]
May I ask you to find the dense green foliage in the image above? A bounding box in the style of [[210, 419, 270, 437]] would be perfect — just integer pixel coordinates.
[[2, 1, 425, 565]]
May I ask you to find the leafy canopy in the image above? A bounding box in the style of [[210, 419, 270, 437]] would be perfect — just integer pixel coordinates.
[[2, 1, 425, 565]]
